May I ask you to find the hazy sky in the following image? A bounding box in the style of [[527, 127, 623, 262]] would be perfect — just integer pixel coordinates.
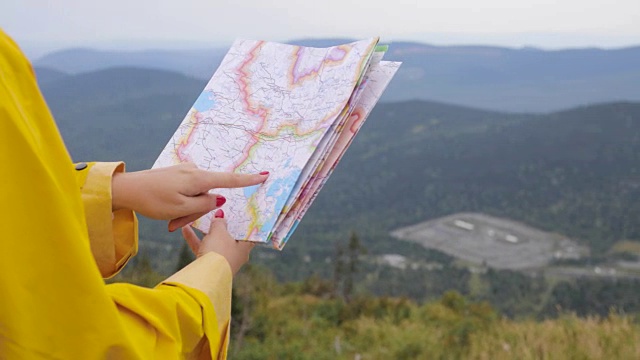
[[1, 0, 638, 55]]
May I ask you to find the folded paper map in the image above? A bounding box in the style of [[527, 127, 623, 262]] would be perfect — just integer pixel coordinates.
[[153, 38, 400, 249]]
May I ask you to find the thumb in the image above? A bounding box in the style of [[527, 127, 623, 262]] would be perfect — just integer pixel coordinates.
[[198, 209, 232, 259], [208, 209, 228, 236], [168, 211, 208, 232]]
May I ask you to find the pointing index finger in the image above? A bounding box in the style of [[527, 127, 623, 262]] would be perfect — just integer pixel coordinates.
[[201, 170, 269, 190]]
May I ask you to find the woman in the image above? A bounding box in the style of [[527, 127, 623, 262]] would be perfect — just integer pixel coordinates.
[[0, 29, 266, 359]]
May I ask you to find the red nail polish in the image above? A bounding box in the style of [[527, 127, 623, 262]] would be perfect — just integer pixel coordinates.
[[216, 196, 226, 207], [214, 209, 224, 218], [259, 171, 269, 175]]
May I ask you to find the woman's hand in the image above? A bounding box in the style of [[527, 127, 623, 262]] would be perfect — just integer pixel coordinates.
[[181, 209, 255, 275], [111, 163, 268, 231]]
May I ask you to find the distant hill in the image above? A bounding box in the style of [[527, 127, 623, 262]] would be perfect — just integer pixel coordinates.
[[38, 67, 640, 260], [33, 66, 68, 84], [383, 43, 640, 112], [41, 67, 206, 108], [35, 48, 227, 79], [35, 41, 640, 112], [40, 67, 206, 171]]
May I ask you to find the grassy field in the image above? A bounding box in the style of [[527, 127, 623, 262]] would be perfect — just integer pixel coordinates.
[[232, 292, 640, 360], [112, 256, 640, 359]]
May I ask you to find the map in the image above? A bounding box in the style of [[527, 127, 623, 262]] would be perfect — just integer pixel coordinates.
[[153, 38, 400, 248], [271, 58, 401, 249]]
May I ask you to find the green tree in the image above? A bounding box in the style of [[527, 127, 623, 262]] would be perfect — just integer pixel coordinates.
[[332, 240, 346, 299], [344, 231, 365, 302], [332, 231, 366, 303]]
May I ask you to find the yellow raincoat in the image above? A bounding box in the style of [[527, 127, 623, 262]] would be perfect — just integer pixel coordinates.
[[0, 30, 232, 359]]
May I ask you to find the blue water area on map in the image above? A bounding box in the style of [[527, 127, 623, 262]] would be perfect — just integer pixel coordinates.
[[243, 184, 260, 199], [259, 169, 302, 237], [192, 91, 216, 112]]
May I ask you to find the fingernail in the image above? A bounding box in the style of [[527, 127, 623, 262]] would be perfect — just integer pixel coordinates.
[[216, 195, 226, 207], [259, 171, 269, 175], [214, 209, 224, 218]]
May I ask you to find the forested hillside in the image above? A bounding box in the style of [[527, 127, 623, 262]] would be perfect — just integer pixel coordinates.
[[316, 101, 640, 253]]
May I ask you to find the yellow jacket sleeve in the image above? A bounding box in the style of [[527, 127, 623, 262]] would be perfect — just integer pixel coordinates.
[[0, 29, 231, 359], [105, 254, 233, 359], [74, 161, 138, 278]]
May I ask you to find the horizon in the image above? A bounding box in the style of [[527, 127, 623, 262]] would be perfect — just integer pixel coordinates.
[[17, 34, 640, 61], [2, 0, 638, 59]]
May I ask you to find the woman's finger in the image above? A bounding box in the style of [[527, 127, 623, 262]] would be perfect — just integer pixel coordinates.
[[181, 226, 202, 255], [168, 210, 207, 232], [199, 170, 269, 191]]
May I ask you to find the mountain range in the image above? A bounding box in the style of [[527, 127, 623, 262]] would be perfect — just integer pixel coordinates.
[[33, 40, 640, 112]]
